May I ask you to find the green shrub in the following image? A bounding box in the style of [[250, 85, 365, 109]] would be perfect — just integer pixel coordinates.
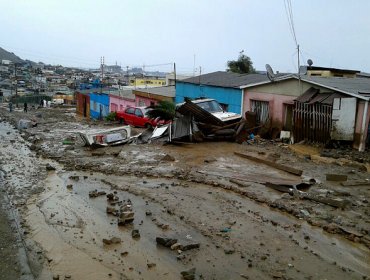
[[105, 111, 117, 121]]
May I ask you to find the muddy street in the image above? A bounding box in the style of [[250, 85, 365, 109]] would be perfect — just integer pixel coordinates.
[[0, 106, 369, 280]]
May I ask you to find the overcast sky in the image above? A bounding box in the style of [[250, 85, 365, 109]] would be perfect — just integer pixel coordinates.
[[1, 0, 369, 74]]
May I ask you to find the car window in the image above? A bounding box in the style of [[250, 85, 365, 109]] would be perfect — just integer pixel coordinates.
[[198, 100, 223, 113], [135, 108, 143, 117], [126, 107, 135, 114]]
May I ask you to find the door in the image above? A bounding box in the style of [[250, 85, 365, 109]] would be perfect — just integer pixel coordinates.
[[134, 108, 145, 126], [284, 104, 293, 131], [331, 98, 356, 141], [124, 107, 135, 124], [251, 100, 270, 124]]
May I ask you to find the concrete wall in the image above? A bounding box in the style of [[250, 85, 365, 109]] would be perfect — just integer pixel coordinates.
[[135, 95, 158, 107], [90, 93, 110, 119], [175, 82, 243, 114], [109, 95, 135, 112]]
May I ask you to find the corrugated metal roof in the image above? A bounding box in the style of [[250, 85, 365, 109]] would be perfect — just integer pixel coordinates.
[[295, 87, 319, 103], [179, 71, 270, 88], [133, 86, 175, 98], [302, 76, 370, 97], [177, 100, 225, 127]]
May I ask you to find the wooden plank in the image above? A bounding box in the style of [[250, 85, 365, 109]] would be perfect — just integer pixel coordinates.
[[234, 152, 303, 176]]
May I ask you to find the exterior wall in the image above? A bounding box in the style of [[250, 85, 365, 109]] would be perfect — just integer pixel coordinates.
[[109, 95, 135, 112], [175, 82, 243, 114], [244, 91, 296, 128], [129, 78, 166, 87], [135, 95, 159, 107], [76, 92, 90, 118], [307, 70, 356, 78], [243, 79, 333, 128], [353, 101, 370, 149], [90, 93, 110, 119]]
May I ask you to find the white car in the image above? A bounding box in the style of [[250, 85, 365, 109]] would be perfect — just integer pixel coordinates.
[[180, 98, 242, 122]]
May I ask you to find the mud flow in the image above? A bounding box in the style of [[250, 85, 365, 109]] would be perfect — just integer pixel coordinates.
[[0, 108, 369, 280]]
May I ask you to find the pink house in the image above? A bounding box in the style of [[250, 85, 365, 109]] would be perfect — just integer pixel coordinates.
[[133, 86, 175, 107], [109, 89, 135, 112], [242, 75, 370, 151]]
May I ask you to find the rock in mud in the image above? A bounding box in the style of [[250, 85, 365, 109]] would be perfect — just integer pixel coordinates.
[[103, 237, 121, 245], [147, 263, 156, 269], [161, 154, 175, 162], [181, 267, 196, 280], [89, 190, 106, 198], [156, 237, 178, 247], [69, 175, 79, 181], [121, 251, 128, 257], [182, 243, 200, 251], [171, 243, 183, 250], [107, 193, 119, 201], [131, 229, 140, 239], [106, 206, 118, 215], [145, 210, 152, 216], [46, 163, 56, 171], [66, 184, 73, 190], [118, 211, 134, 225]]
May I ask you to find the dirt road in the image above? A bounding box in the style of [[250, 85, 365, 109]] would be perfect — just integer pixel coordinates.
[[0, 106, 369, 280]]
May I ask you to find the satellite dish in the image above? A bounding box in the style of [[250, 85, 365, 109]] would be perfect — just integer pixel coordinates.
[[307, 59, 313, 66], [265, 64, 275, 81]]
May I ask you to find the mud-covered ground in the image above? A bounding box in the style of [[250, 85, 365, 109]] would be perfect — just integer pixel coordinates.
[[0, 105, 369, 280]]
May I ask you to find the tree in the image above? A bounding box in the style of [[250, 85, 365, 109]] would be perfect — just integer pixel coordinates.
[[146, 100, 176, 121], [227, 51, 256, 74]]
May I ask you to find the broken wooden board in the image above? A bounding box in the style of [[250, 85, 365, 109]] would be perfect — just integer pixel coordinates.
[[326, 174, 348, 182], [341, 180, 370, 186], [234, 152, 303, 176]]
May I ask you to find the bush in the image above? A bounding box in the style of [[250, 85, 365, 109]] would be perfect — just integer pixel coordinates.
[[105, 112, 117, 121]]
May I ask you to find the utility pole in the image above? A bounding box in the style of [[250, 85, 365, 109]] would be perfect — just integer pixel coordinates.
[[126, 66, 129, 85], [193, 54, 196, 77], [174, 62, 176, 87], [198, 66, 202, 85], [297, 44, 301, 94], [100, 56, 104, 94]]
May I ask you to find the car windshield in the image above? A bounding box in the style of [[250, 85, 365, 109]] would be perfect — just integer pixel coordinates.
[[197, 100, 223, 113]]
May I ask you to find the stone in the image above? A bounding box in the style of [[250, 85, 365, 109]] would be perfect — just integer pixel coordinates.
[[66, 184, 73, 190], [120, 251, 128, 257], [145, 211, 152, 216], [118, 211, 134, 225], [103, 237, 121, 245], [162, 154, 175, 162], [147, 263, 156, 268], [69, 175, 79, 181], [181, 268, 196, 280], [224, 248, 235, 255], [182, 243, 200, 251], [53, 275, 59, 280], [156, 237, 178, 247], [132, 229, 140, 239], [170, 243, 183, 251], [46, 164, 56, 171]]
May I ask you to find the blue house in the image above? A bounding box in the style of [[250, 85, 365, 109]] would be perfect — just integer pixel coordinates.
[[175, 71, 268, 114], [90, 92, 110, 120]]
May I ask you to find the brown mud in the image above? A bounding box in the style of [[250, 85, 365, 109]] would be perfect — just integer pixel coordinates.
[[0, 106, 369, 280]]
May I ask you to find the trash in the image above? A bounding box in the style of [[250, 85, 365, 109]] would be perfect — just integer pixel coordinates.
[[62, 140, 74, 145], [89, 190, 106, 198], [220, 227, 232, 233], [45, 164, 56, 171]]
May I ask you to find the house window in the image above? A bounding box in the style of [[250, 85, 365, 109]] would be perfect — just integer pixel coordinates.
[[138, 100, 146, 106], [251, 100, 269, 124]]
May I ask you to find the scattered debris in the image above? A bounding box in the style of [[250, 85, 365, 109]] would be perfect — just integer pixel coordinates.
[[341, 180, 370, 186], [156, 237, 178, 247], [180, 267, 196, 280], [77, 126, 131, 147], [235, 152, 303, 176], [131, 229, 140, 239], [326, 174, 348, 182], [89, 190, 106, 198], [103, 237, 121, 245], [45, 163, 56, 171]]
